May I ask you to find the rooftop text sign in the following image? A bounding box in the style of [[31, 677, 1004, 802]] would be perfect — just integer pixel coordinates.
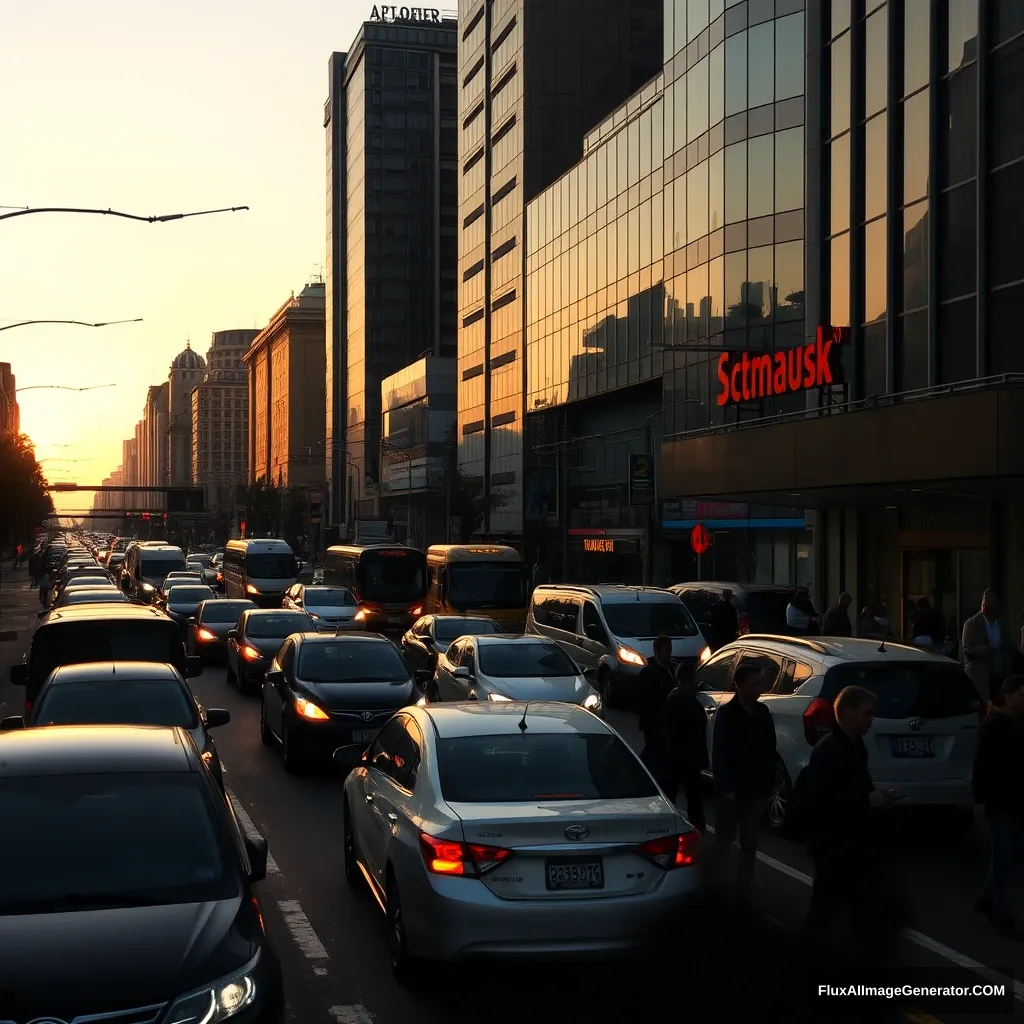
[[370, 5, 442, 22]]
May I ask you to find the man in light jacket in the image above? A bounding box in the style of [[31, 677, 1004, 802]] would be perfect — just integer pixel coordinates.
[[962, 590, 1011, 703]]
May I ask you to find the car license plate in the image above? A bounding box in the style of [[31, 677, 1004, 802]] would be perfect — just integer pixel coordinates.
[[545, 858, 604, 891], [892, 736, 935, 757], [352, 728, 378, 743], [388, 616, 401, 625]]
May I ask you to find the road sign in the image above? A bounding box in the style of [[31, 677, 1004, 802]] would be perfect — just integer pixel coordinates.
[[628, 453, 654, 506], [308, 489, 322, 504], [689, 522, 710, 555]]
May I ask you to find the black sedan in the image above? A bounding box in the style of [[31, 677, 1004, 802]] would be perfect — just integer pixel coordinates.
[[260, 631, 431, 772], [0, 661, 231, 791], [159, 584, 216, 638], [226, 609, 316, 694], [188, 598, 257, 662], [0, 725, 284, 1022], [400, 613, 503, 674], [52, 587, 129, 609]]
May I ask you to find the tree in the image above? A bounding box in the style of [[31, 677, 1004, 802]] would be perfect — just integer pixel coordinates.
[[431, 466, 509, 542], [0, 433, 54, 546]]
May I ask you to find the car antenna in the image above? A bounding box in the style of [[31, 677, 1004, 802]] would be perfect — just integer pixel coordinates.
[[877, 638, 886, 653], [519, 701, 529, 733]]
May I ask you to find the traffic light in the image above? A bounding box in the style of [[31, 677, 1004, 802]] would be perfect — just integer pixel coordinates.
[[142, 512, 151, 521], [240, 520, 247, 538]]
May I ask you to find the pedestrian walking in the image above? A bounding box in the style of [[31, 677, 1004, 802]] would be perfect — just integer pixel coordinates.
[[786, 587, 819, 635], [37, 570, 51, 609], [708, 590, 739, 651], [795, 685, 906, 963], [973, 675, 1024, 939], [711, 660, 777, 896], [637, 634, 676, 761], [820, 592, 853, 637], [658, 661, 709, 832], [962, 589, 1011, 703]]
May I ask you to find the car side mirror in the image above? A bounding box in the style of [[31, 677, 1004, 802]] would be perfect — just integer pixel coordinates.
[[228, 629, 239, 641], [333, 744, 367, 774], [188, 616, 197, 624], [583, 667, 598, 684], [452, 666, 472, 679], [244, 834, 269, 883], [185, 656, 202, 678], [584, 623, 604, 642], [206, 708, 231, 728], [10, 663, 28, 685], [265, 669, 284, 685], [414, 668, 433, 686], [0, 716, 25, 731]]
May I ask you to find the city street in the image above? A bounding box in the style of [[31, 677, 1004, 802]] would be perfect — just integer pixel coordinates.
[[1, 579, 1020, 1023]]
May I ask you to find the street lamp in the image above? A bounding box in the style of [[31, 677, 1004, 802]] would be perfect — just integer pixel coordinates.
[[1, 383, 117, 432], [0, 204, 248, 224], [0, 318, 142, 333], [317, 440, 363, 529]]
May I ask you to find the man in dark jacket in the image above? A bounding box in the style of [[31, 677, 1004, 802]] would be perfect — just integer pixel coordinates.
[[820, 592, 853, 637], [659, 662, 709, 832], [708, 590, 739, 650], [711, 661, 777, 896], [974, 674, 1024, 938], [637, 635, 675, 756]]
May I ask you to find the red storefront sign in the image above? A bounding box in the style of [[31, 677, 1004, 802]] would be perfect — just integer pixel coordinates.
[[716, 326, 849, 406]]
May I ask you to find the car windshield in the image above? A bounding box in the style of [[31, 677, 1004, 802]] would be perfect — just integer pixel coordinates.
[[246, 613, 313, 638], [64, 577, 111, 589], [436, 733, 657, 802], [166, 587, 214, 606], [821, 663, 981, 719], [477, 642, 578, 678], [448, 563, 526, 610], [245, 553, 297, 579], [31, 623, 182, 685], [140, 556, 186, 579], [356, 550, 426, 603], [63, 592, 126, 605], [304, 588, 355, 607], [0, 773, 236, 911], [34, 679, 198, 728], [602, 600, 699, 639], [743, 591, 795, 632], [201, 601, 253, 623], [298, 642, 408, 683], [433, 617, 500, 642]]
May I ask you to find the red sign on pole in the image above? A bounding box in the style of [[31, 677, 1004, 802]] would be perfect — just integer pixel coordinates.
[[689, 523, 710, 555]]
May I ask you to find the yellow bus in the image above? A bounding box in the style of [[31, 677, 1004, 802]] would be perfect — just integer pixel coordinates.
[[425, 545, 528, 629]]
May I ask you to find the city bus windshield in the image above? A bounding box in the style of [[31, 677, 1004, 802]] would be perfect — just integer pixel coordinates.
[[356, 550, 426, 604], [448, 562, 526, 610]]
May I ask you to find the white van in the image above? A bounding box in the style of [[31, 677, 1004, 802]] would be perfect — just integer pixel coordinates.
[[526, 584, 710, 706], [222, 539, 297, 607]]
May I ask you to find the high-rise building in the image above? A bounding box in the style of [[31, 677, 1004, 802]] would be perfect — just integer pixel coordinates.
[[324, 13, 459, 528], [142, 383, 169, 506], [0, 363, 19, 434], [167, 343, 206, 487], [206, 330, 258, 374], [245, 283, 327, 492], [455, 0, 664, 540]]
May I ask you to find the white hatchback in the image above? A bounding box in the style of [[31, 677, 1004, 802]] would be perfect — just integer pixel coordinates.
[[695, 636, 982, 832], [338, 702, 701, 974]]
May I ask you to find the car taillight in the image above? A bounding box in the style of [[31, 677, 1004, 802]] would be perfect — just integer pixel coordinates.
[[638, 832, 700, 869], [418, 833, 513, 877], [803, 696, 835, 745], [242, 644, 262, 661], [197, 627, 216, 641], [738, 612, 750, 634], [24, 700, 32, 714], [410, 605, 422, 616]]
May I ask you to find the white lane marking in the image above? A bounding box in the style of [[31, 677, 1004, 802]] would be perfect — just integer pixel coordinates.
[[228, 792, 280, 874], [706, 823, 1024, 1003], [329, 1007, 374, 1024], [277, 900, 329, 960]]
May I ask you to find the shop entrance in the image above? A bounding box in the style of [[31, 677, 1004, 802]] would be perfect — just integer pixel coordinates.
[[902, 548, 989, 647]]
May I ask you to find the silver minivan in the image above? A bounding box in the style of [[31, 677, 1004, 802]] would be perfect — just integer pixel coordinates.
[[525, 584, 710, 705]]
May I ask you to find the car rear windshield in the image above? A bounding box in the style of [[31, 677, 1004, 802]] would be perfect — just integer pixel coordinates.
[[0, 773, 236, 910], [201, 601, 253, 623], [64, 591, 126, 605], [304, 588, 355, 606], [34, 679, 198, 728], [742, 591, 794, 631], [436, 733, 658, 802], [188, 554, 213, 566], [820, 662, 981, 719], [601, 600, 699, 639], [246, 612, 313, 637], [298, 642, 408, 683], [434, 617, 499, 642], [64, 577, 111, 589], [140, 555, 186, 578], [477, 642, 578, 677], [31, 622, 181, 685], [166, 587, 214, 605]]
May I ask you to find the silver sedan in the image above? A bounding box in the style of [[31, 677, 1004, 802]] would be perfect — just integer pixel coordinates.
[[337, 701, 700, 975]]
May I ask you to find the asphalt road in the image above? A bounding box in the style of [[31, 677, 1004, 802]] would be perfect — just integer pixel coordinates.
[[1, 574, 1020, 1023]]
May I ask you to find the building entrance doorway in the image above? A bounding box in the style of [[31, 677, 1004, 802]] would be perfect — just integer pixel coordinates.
[[902, 548, 989, 649]]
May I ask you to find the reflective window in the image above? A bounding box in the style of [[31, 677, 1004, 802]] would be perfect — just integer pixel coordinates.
[[991, 284, 1024, 374], [865, 8, 888, 117], [863, 319, 887, 397], [775, 127, 803, 213], [947, 0, 978, 74], [688, 263, 708, 339], [687, 161, 709, 240], [903, 200, 929, 311], [748, 134, 774, 219], [989, 160, 1024, 288], [725, 31, 747, 117], [831, 33, 851, 136], [775, 14, 804, 102], [832, 0, 851, 38], [724, 250, 746, 325], [864, 217, 888, 323], [708, 255, 724, 326], [903, 90, 930, 203], [864, 114, 887, 221], [939, 182, 976, 300], [991, 38, 1024, 168], [710, 43, 725, 128], [831, 233, 851, 326], [775, 240, 804, 322], [993, 0, 1024, 45], [688, 56, 710, 142], [725, 141, 747, 223], [709, 149, 724, 232], [748, 22, 775, 108], [674, 77, 687, 153], [675, 0, 688, 55], [688, 0, 709, 44], [747, 245, 773, 321], [673, 174, 687, 249], [830, 133, 851, 234], [899, 309, 929, 391], [940, 65, 977, 187], [904, 0, 931, 96], [665, 0, 676, 61], [938, 296, 976, 383]]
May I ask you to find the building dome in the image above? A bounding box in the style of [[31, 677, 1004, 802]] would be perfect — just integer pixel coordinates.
[[171, 341, 207, 371]]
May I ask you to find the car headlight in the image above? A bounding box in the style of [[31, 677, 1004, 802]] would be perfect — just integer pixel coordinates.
[[309, 612, 321, 620], [582, 692, 602, 711], [141, 582, 154, 592], [165, 950, 260, 1022], [699, 645, 712, 664], [617, 645, 645, 666], [246, 583, 260, 595], [487, 693, 513, 702]]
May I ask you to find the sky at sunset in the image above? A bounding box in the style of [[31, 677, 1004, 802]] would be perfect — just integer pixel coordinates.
[[1, 0, 366, 513]]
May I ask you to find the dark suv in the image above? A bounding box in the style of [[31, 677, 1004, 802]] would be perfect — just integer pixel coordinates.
[[671, 582, 798, 649]]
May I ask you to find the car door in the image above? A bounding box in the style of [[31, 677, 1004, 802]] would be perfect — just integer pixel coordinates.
[[358, 717, 408, 888], [228, 612, 245, 675], [372, 715, 424, 889], [578, 600, 609, 671], [267, 638, 296, 736], [402, 617, 429, 672], [695, 649, 740, 771], [435, 639, 464, 701], [452, 640, 478, 700]]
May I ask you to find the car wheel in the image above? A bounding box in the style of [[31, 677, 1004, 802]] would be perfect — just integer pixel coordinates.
[[259, 695, 274, 747], [281, 716, 303, 774], [387, 874, 417, 979], [597, 667, 616, 708], [343, 802, 360, 889], [766, 759, 793, 835], [225, 659, 237, 686]]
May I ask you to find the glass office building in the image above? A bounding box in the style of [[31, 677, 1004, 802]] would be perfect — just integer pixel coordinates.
[[324, 17, 459, 532]]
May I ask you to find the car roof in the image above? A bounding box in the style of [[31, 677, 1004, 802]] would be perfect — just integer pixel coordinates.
[[295, 631, 389, 645], [140, 544, 183, 553], [533, 584, 680, 604], [246, 608, 310, 616], [38, 605, 175, 625], [674, 581, 795, 593], [725, 634, 952, 664], [47, 662, 182, 684], [473, 633, 553, 645], [433, 613, 497, 621], [422, 701, 610, 739], [0, 725, 196, 777]]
